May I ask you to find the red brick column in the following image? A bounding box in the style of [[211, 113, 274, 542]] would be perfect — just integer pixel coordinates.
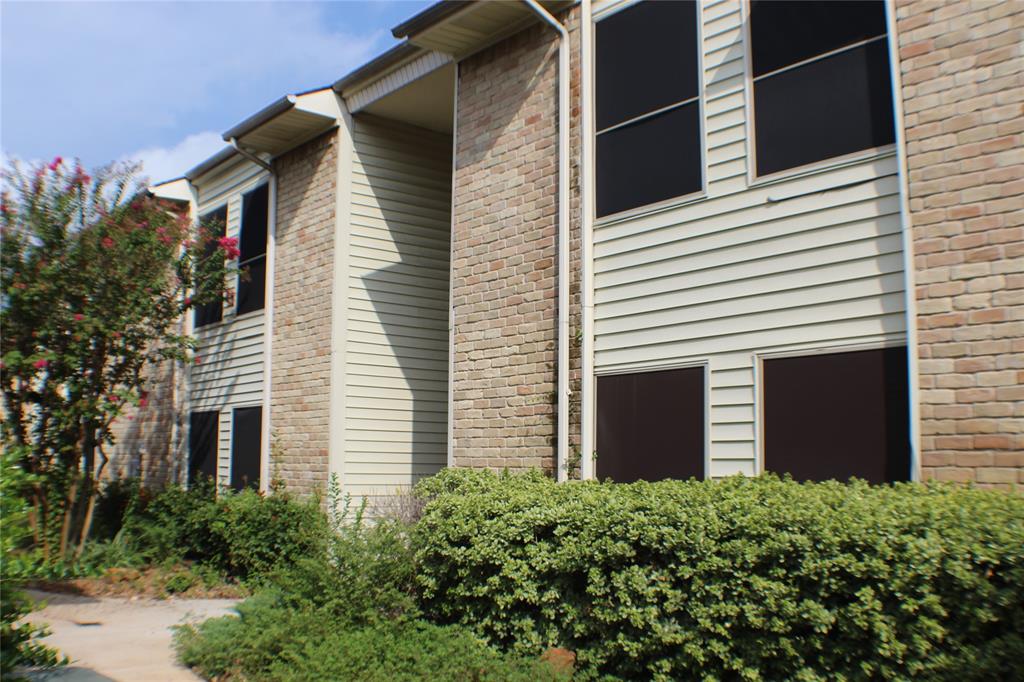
[[895, 0, 1024, 487], [271, 130, 338, 494], [451, 9, 582, 472]]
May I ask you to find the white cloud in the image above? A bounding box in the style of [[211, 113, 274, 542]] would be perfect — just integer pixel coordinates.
[[2, 2, 390, 165], [124, 131, 225, 185]]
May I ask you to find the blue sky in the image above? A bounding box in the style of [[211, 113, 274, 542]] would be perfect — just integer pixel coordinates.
[[1, 0, 433, 183]]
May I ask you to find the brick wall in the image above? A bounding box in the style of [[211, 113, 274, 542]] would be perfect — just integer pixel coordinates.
[[895, 0, 1024, 488], [271, 130, 337, 494], [451, 8, 582, 472], [108, 356, 184, 487]]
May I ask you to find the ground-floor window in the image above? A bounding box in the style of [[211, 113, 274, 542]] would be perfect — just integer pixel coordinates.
[[230, 406, 263, 491], [596, 366, 705, 482], [188, 411, 218, 484], [762, 346, 910, 484]]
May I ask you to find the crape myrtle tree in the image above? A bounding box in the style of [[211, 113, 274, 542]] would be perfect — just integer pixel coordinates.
[[0, 158, 239, 562]]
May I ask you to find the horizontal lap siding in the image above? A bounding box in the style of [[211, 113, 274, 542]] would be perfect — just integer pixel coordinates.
[[193, 158, 269, 482], [592, 0, 906, 477], [345, 116, 452, 503]]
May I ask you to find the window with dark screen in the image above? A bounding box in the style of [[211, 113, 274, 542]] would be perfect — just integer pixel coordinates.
[[230, 406, 262, 491], [595, 0, 702, 218], [188, 411, 219, 484], [748, 0, 895, 177], [237, 183, 268, 315], [596, 367, 705, 483], [194, 207, 226, 329], [762, 347, 911, 484]]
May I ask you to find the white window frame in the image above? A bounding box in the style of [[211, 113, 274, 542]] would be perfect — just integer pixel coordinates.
[[741, 0, 898, 187], [592, 0, 707, 225]]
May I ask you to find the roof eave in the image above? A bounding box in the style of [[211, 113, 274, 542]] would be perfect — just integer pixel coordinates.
[[222, 94, 298, 142], [332, 42, 424, 94]]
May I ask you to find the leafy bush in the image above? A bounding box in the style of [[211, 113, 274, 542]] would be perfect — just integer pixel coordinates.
[[41, 477, 331, 586], [176, 602, 568, 682], [415, 470, 1024, 681], [1, 447, 65, 678], [175, 517, 566, 681]]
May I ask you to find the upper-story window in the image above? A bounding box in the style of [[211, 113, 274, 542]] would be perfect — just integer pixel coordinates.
[[237, 183, 268, 315], [749, 0, 895, 177], [596, 0, 702, 218], [194, 205, 227, 329]]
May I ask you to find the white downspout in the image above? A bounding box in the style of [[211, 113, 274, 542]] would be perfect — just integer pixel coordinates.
[[522, 0, 570, 483], [260, 174, 277, 492], [580, 0, 595, 481], [886, 0, 921, 481]]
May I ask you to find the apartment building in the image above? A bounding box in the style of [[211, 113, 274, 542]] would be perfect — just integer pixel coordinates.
[[119, 0, 1022, 499]]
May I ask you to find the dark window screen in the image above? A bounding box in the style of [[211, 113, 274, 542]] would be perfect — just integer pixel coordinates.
[[596, 367, 704, 483], [194, 207, 226, 328], [597, 103, 702, 218], [596, 0, 699, 130], [750, 1, 894, 176], [763, 347, 910, 484], [754, 40, 895, 176], [188, 411, 218, 484], [595, 0, 702, 218], [236, 257, 266, 316], [240, 184, 268, 263], [237, 184, 268, 315], [749, 1, 888, 77], [230, 407, 262, 491]]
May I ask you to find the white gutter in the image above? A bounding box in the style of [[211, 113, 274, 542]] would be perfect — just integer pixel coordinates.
[[580, 0, 595, 481], [260, 174, 278, 492], [522, 0, 570, 482], [886, 0, 921, 481]]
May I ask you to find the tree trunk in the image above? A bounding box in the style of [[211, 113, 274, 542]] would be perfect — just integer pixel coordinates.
[[75, 443, 109, 559]]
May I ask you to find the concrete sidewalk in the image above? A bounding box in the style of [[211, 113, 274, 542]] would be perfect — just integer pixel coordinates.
[[21, 590, 238, 682]]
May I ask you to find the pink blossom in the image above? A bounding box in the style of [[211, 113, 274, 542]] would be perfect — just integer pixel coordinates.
[[101, 237, 115, 249], [184, 296, 193, 306], [159, 235, 174, 245], [74, 313, 84, 321], [139, 392, 149, 409], [48, 156, 63, 172], [33, 358, 48, 369], [217, 236, 241, 260]]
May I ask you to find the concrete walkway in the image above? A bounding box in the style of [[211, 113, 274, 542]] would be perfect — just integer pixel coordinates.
[[21, 590, 238, 682]]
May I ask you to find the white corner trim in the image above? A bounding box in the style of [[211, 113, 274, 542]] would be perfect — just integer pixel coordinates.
[[260, 174, 277, 492], [886, 0, 921, 482], [328, 96, 355, 491]]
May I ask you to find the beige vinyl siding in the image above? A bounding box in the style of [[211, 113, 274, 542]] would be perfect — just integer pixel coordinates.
[[344, 115, 452, 505], [592, 0, 905, 477], [192, 157, 269, 482]]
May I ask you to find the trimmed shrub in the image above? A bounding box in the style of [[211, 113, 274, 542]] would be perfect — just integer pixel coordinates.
[[175, 597, 569, 682], [414, 470, 1024, 681], [175, 518, 567, 682], [102, 479, 329, 584]]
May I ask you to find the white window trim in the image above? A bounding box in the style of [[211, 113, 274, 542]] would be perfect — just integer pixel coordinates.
[[593, 0, 707, 224], [741, 0, 897, 185]]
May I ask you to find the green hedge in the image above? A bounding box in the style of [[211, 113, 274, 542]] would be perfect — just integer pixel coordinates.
[[103, 479, 329, 583], [414, 470, 1024, 681]]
